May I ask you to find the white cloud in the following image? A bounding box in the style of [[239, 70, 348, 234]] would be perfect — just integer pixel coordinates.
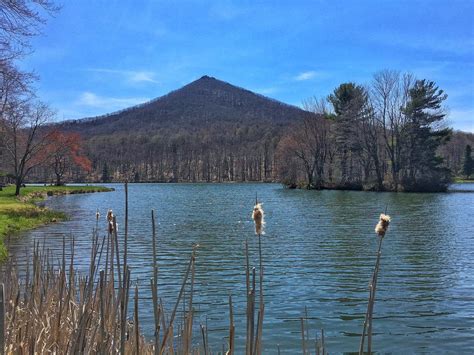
[[128, 71, 157, 83], [77, 92, 149, 111], [87, 68, 159, 84], [294, 71, 317, 81]]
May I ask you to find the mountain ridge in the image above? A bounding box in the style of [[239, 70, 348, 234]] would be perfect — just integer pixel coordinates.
[[50, 75, 314, 183], [59, 75, 310, 136]]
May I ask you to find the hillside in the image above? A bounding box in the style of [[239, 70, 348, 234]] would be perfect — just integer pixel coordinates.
[[58, 76, 311, 182], [61, 75, 309, 136]]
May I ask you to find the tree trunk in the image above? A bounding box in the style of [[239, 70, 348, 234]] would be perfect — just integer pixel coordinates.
[[306, 167, 313, 189], [15, 181, 21, 196], [56, 173, 62, 186]]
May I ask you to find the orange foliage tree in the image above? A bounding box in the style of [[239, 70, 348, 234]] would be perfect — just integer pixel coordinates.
[[47, 131, 92, 185]]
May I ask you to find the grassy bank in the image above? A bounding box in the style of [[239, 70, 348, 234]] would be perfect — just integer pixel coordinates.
[[0, 185, 113, 260], [454, 178, 474, 183]]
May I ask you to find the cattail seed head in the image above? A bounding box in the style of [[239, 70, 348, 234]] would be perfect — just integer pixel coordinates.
[[252, 203, 265, 235], [107, 209, 114, 233], [375, 213, 391, 237]]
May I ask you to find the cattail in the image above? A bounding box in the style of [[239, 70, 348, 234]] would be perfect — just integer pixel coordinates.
[[375, 213, 391, 237], [107, 209, 114, 233], [252, 203, 265, 235]]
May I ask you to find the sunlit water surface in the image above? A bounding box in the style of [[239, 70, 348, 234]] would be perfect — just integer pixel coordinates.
[[5, 183, 474, 353]]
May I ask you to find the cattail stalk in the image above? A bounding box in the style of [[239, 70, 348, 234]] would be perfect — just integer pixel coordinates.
[[245, 238, 251, 355], [228, 295, 235, 355], [134, 284, 140, 355], [251, 199, 265, 355], [359, 213, 391, 355], [300, 317, 306, 355], [160, 251, 195, 354], [151, 209, 160, 355]]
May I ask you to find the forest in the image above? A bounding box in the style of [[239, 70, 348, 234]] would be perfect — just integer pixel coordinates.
[[0, 2, 472, 193], [277, 71, 466, 192], [1, 70, 473, 193]]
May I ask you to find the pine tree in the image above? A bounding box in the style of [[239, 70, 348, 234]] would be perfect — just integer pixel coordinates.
[[328, 83, 368, 186], [101, 162, 110, 183], [401, 80, 452, 191]]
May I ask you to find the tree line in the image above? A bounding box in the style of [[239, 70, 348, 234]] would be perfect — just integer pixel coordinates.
[[68, 71, 470, 190], [276, 70, 469, 192], [0, 1, 92, 195], [0, 2, 472, 192]]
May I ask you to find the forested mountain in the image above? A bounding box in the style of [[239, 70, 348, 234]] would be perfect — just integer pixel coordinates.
[[63, 75, 307, 135], [4, 71, 471, 191], [58, 76, 311, 182]]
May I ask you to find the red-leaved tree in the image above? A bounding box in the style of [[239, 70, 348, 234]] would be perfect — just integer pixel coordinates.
[[47, 131, 92, 185]]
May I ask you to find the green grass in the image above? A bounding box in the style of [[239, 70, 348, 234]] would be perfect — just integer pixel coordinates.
[[0, 184, 113, 261], [454, 178, 474, 183]]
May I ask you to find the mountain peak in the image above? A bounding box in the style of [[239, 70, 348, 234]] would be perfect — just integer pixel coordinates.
[[62, 76, 310, 135]]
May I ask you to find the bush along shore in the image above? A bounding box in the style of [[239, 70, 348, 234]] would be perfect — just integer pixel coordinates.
[[0, 185, 113, 260], [1, 183, 391, 354]]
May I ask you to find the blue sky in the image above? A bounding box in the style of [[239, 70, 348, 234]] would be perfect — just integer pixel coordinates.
[[22, 0, 474, 131]]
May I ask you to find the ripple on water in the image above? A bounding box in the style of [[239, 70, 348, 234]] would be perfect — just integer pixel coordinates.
[[4, 183, 474, 353]]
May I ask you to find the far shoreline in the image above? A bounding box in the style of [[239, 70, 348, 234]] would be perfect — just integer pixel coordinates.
[[71, 179, 474, 194]]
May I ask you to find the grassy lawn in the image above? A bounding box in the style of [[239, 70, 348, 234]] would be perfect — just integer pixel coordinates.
[[454, 178, 474, 183], [0, 184, 113, 260]]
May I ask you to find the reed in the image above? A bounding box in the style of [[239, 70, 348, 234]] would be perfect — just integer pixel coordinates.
[[251, 197, 265, 355], [299, 308, 326, 355], [0, 185, 391, 354], [1, 213, 200, 353], [359, 213, 391, 355]]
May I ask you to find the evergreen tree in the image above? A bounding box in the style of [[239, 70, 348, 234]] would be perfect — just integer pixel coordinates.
[[328, 83, 368, 186], [401, 79, 452, 191], [101, 162, 110, 183], [463, 144, 473, 179]]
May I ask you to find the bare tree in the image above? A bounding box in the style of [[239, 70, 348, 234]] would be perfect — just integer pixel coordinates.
[[0, 0, 59, 60], [371, 70, 414, 191], [302, 96, 333, 116], [1, 100, 55, 194], [276, 113, 331, 189]]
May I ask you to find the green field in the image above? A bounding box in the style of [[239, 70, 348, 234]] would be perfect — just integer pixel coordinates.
[[0, 185, 113, 260]]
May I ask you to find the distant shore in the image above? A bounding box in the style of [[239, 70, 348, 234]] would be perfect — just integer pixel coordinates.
[[0, 184, 113, 261]]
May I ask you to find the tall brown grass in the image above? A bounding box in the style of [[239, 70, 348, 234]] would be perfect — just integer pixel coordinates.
[[0, 184, 274, 354], [0, 185, 392, 354]]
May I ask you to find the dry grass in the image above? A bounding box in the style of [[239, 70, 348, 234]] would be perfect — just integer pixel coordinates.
[[1, 184, 390, 354]]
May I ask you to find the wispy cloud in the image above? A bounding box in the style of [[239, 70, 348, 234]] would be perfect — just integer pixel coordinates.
[[87, 68, 159, 84], [128, 71, 157, 83], [294, 71, 317, 81], [77, 92, 149, 111]]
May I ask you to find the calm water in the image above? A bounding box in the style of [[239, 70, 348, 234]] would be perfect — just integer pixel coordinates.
[[5, 183, 474, 353]]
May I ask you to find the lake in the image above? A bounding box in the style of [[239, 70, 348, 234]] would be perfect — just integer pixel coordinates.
[[6, 183, 474, 353]]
